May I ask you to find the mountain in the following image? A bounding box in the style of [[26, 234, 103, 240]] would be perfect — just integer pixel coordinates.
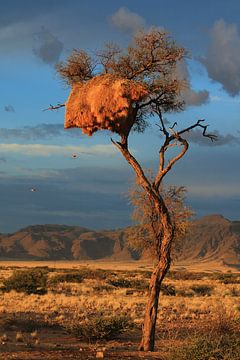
[[0, 215, 239, 266], [177, 215, 240, 266], [0, 224, 136, 261]]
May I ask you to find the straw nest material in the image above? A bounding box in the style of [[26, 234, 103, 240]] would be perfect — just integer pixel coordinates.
[[65, 74, 148, 136]]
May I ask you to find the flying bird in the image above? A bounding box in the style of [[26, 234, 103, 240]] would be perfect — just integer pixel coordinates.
[[30, 188, 37, 192]]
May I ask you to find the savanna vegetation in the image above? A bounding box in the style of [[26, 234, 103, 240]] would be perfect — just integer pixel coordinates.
[[0, 263, 239, 359]]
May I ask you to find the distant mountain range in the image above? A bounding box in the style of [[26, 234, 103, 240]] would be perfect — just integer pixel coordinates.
[[0, 215, 239, 266]]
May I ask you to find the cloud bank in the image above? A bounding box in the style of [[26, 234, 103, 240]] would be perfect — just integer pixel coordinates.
[[186, 129, 240, 146], [0, 143, 116, 157], [201, 19, 240, 96]]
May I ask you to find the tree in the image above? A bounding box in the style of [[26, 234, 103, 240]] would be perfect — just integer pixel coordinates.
[[127, 178, 193, 260], [53, 29, 216, 351]]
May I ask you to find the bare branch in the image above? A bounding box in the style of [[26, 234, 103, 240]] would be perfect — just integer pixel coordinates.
[[154, 134, 189, 188], [177, 119, 218, 142], [43, 103, 65, 111]]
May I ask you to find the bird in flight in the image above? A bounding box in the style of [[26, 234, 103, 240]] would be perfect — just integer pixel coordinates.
[[30, 188, 37, 192]]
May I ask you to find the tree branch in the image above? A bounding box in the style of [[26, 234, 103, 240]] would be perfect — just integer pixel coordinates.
[[43, 103, 65, 111], [154, 118, 217, 190], [176, 119, 217, 142]]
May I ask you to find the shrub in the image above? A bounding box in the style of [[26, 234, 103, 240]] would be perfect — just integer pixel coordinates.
[[2, 269, 47, 295], [48, 272, 83, 285], [167, 271, 206, 281], [190, 284, 213, 296], [168, 334, 240, 360], [66, 313, 133, 340], [107, 277, 148, 290], [93, 284, 114, 292], [161, 283, 176, 296], [107, 278, 132, 288], [212, 272, 240, 284]]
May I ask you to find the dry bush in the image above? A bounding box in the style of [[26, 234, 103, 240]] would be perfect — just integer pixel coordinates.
[[168, 334, 240, 360], [65, 312, 133, 341], [2, 268, 47, 295]]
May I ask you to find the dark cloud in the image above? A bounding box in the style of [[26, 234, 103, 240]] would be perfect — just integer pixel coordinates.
[[0, 157, 6, 163], [0, 123, 83, 140], [33, 27, 63, 65], [110, 7, 145, 33], [4, 105, 15, 113], [0, 166, 132, 233], [200, 19, 240, 96], [186, 129, 240, 146], [177, 61, 210, 106], [182, 89, 209, 107]]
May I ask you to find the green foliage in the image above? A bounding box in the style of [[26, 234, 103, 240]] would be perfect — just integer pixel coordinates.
[[66, 313, 133, 341], [2, 269, 48, 295], [168, 334, 240, 360]]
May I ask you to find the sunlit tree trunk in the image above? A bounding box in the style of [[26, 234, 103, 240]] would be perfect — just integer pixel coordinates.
[[139, 200, 174, 351]]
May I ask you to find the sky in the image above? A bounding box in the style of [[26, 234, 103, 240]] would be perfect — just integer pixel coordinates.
[[0, 0, 240, 233]]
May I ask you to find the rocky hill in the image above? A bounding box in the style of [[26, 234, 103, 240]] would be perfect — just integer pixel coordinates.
[[0, 215, 239, 266]]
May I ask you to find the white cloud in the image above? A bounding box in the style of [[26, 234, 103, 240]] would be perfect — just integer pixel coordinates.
[[0, 143, 117, 157], [110, 7, 145, 33], [188, 184, 240, 197]]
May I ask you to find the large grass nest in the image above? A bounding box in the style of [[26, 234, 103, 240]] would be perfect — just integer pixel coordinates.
[[65, 74, 148, 136]]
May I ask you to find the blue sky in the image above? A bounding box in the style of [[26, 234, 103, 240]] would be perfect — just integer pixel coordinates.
[[0, 0, 240, 232]]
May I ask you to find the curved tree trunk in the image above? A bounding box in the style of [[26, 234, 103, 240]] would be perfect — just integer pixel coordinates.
[[139, 204, 174, 351]]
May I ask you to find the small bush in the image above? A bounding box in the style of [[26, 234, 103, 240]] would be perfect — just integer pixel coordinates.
[[66, 314, 133, 340], [48, 272, 83, 285], [168, 334, 240, 360], [167, 271, 206, 281], [2, 269, 47, 295], [107, 278, 132, 288], [107, 278, 148, 290], [212, 272, 240, 284], [161, 283, 176, 296], [93, 284, 114, 292], [190, 284, 213, 296]]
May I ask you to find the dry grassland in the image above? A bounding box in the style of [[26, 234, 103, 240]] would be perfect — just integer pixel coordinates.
[[0, 261, 239, 359]]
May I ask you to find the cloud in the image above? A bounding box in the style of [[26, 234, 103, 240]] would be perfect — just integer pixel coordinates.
[[33, 27, 63, 65], [0, 157, 6, 163], [0, 143, 117, 157], [0, 123, 83, 140], [110, 7, 145, 33], [4, 105, 15, 112], [0, 165, 132, 232], [177, 60, 210, 106], [200, 19, 240, 96], [186, 129, 240, 146]]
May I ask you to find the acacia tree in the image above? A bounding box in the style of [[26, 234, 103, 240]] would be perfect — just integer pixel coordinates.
[[53, 29, 216, 351], [127, 180, 193, 259]]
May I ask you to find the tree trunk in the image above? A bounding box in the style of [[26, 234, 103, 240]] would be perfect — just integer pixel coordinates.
[[139, 209, 174, 351]]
